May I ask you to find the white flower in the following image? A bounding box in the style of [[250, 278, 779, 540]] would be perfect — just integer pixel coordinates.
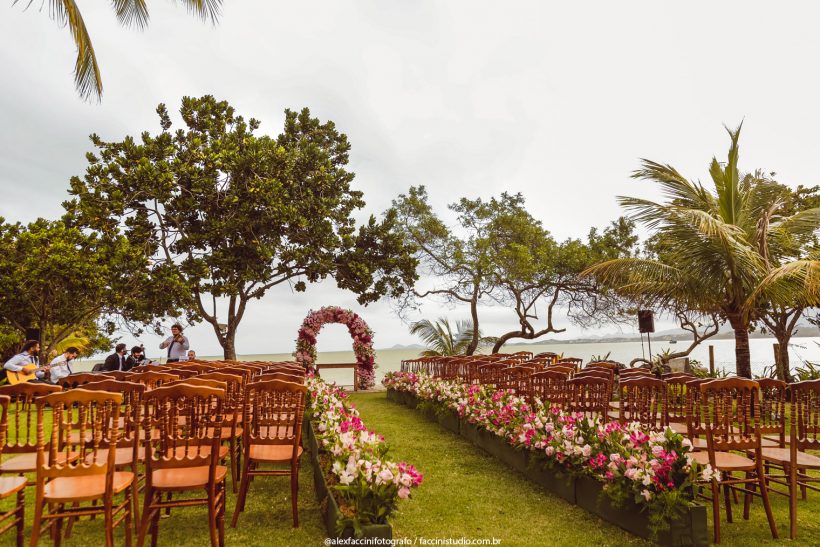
[[582, 444, 592, 458], [641, 489, 652, 501]]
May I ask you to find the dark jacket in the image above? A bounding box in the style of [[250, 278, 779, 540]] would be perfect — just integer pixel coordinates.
[[123, 355, 147, 371], [103, 352, 127, 372]]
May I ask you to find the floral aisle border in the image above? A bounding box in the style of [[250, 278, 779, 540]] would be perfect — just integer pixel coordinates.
[[383, 372, 709, 545], [295, 306, 376, 390], [306, 375, 422, 538]]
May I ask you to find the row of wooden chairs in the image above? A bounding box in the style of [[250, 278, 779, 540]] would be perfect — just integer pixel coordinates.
[[0, 360, 308, 546]]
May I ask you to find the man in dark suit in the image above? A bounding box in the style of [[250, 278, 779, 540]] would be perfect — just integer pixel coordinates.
[[103, 343, 128, 372]]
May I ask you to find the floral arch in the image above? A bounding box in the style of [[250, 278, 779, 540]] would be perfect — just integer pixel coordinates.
[[294, 306, 376, 390]]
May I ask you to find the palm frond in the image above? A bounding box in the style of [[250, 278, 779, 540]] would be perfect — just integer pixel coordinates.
[[631, 159, 716, 212], [749, 259, 820, 308], [178, 0, 222, 23], [112, 0, 149, 29], [773, 207, 820, 240], [43, 0, 103, 101]]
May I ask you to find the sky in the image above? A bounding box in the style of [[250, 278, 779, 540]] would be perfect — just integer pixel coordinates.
[[1, 1, 818, 356]]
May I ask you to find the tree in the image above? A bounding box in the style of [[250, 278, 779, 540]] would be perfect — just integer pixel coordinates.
[[409, 318, 494, 357], [0, 217, 152, 363], [584, 124, 820, 377], [391, 186, 497, 355], [13, 0, 221, 101], [67, 96, 417, 359]]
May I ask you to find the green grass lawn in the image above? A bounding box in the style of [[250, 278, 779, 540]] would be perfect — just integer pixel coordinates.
[[1, 394, 818, 546]]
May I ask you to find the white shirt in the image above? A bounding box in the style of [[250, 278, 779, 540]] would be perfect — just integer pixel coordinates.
[[48, 355, 74, 384]]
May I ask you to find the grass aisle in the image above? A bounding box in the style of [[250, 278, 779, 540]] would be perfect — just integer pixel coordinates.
[[349, 392, 649, 547]]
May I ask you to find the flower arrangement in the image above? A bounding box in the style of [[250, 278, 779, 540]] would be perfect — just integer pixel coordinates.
[[296, 306, 377, 390], [308, 374, 422, 535], [383, 371, 701, 536]]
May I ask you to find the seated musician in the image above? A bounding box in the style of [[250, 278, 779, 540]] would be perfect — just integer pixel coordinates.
[[3, 340, 45, 380], [48, 346, 80, 384]]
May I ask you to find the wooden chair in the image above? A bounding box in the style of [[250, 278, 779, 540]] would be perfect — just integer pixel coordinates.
[[758, 379, 820, 539], [101, 371, 134, 382], [177, 363, 217, 374], [130, 372, 180, 391], [567, 376, 611, 420], [616, 376, 667, 430], [477, 363, 508, 387], [137, 384, 227, 547], [0, 395, 26, 547], [258, 372, 304, 384], [692, 378, 778, 543], [130, 365, 164, 374], [30, 389, 135, 547], [231, 379, 306, 528], [666, 376, 696, 435], [57, 372, 103, 390], [198, 372, 246, 493], [0, 383, 64, 479], [161, 367, 199, 379], [529, 369, 571, 409], [500, 366, 535, 396], [757, 378, 788, 448], [555, 357, 583, 373], [587, 361, 620, 373], [619, 367, 654, 379]]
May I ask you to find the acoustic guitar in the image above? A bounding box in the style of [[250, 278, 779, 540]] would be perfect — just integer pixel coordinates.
[[6, 364, 51, 385]]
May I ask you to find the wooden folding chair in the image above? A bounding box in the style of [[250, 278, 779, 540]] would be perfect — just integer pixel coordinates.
[[29, 389, 135, 547], [231, 379, 306, 528], [615, 376, 667, 429], [529, 369, 571, 409], [129, 372, 180, 391], [57, 373, 103, 390], [0, 395, 26, 547], [137, 384, 227, 547], [567, 376, 611, 421]]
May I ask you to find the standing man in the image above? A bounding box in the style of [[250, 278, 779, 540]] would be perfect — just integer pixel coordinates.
[[103, 343, 128, 372], [48, 347, 80, 384], [160, 323, 189, 363], [3, 340, 45, 380]]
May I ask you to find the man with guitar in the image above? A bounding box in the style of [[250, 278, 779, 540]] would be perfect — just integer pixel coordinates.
[[48, 346, 80, 384], [3, 340, 49, 383]]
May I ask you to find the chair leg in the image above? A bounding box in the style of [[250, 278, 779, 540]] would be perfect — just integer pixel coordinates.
[[723, 483, 733, 523], [743, 471, 754, 520], [711, 479, 721, 544], [218, 481, 226, 547], [291, 464, 299, 527], [29, 497, 44, 547], [124, 486, 133, 547], [231, 459, 252, 527], [150, 502, 160, 547], [230, 440, 238, 494], [54, 507, 63, 547], [131, 463, 141, 530], [207, 491, 219, 547], [15, 489, 24, 547], [788, 463, 798, 540], [136, 488, 154, 547], [104, 497, 115, 547], [757, 464, 778, 539]]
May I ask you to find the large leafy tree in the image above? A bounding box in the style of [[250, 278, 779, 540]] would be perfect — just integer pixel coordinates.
[[0, 218, 156, 363], [391, 186, 497, 355], [13, 0, 221, 101], [66, 96, 417, 359], [585, 125, 820, 378]]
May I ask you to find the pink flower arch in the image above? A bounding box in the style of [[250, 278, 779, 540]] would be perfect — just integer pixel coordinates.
[[294, 306, 376, 390]]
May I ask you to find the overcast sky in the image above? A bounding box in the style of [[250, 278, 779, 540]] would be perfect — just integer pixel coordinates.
[[1, 2, 818, 356]]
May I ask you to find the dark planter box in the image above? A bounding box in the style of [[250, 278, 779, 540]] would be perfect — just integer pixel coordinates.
[[404, 392, 419, 409], [418, 403, 438, 422], [460, 419, 482, 446], [436, 408, 460, 435], [526, 457, 576, 504], [575, 475, 708, 546], [386, 388, 400, 403]]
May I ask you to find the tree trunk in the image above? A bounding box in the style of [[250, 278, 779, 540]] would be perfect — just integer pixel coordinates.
[[774, 338, 793, 382], [733, 326, 752, 378], [465, 295, 480, 356], [222, 329, 237, 360], [492, 331, 519, 354]]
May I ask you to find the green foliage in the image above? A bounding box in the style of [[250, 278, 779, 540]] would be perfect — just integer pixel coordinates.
[[0, 217, 154, 362], [794, 360, 820, 381], [67, 96, 417, 358]]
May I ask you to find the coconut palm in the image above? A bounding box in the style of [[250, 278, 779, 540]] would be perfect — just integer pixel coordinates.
[[409, 318, 496, 357], [584, 124, 820, 377], [14, 0, 221, 101]]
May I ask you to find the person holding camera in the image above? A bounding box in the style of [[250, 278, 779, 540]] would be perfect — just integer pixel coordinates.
[[159, 323, 190, 363]]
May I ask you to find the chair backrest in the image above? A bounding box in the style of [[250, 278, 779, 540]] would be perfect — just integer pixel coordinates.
[[575, 368, 614, 389], [131, 364, 164, 373], [142, 384, 225, 473], [698, 378, 761, 452], [757, 378, 788, 444], [258, 372, 304, 384], [0, 383, 63, 454], [81, 379, 146, 449], [0, 395, 9, 458], [567, 376, 611, 419], [478, 363, 507, 386], [619, 368, 653, 379], [530, 369, 571, 409], [243, 380, 306, 455], [555, 357, 583, 373], [665, 376, 695, 425], [178, 363, 217, 374], [587, 361, 620, 372], [618, 376, 667, 430], [161, 367, 199, 379], [546, 364, 575, 377], [662, 372, 696, 381], [790, 379, 820, 452], [37, 389, 122, 481], [130, 371, 181, 391], [100, 370, 134, 381], [198, 372, 245, 414], [57, 372, 103, 390]]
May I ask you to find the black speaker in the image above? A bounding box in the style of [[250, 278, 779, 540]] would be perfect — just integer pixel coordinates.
[[25, 327, 40, 342], [638, 310, 654, 334]]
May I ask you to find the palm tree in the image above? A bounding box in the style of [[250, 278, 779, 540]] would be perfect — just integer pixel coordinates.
[[409, 318, 496, 357], [584, 124, 819, 377], [14, 0, 221, 101]]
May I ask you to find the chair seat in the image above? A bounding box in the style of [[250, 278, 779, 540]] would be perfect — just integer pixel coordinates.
[[692, 451, 756, 471], [763, 434, 790, 445], [759, 437, 780, 449], [608, 402, 620, 410], [0, 451, 80, 473], [167, 445, 229, 460], [85, 446, 146, 467], [43, 471, 134, 502], [248, 444, 302, 463], [606, 410, 620, 420], [761, 447, 820, 468], [0, 476, 26, 499], [151, 465, 227, 491], [691, 437, 708, 450], [668, 422, 688, 434]]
